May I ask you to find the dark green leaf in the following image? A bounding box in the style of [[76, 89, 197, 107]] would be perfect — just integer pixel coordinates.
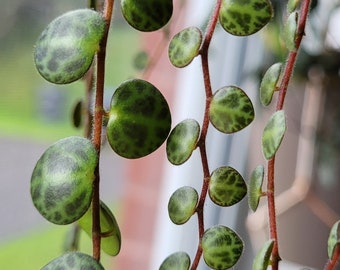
[[168, 27, 202, 68], [168, 186, 198, 225], [219, 0, 273, 36], [209, 86, 254, 134], [107, 79, 171, 159], [209, 166, 247, 207], [166, 119, 200, 165], [121, 0, 173, 32], [202, 225, 243, 269], [159, 251, 191, 270], [42, 252, 104, 270]]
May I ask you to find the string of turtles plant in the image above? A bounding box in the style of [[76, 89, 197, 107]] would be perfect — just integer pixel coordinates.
[[29, 0, 340, 269]]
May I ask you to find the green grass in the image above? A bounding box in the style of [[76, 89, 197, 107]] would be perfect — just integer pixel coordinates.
[[0, 225, 113, 269]]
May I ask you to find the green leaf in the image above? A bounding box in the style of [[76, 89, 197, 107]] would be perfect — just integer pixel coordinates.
[[253, 240, 274, 270], [209, 166, 247, 207], [72, 100, 83, 128], [328, 220, 340, 259], [168, 27, 202, 68], [41, 252, 104, 270], [159, 251, 191, 270], [262, 110, 286, 160], [78, 201, 121, 256], [34, 9, 105, 84], [107, 79, 171, 159], [283, 11, 298, 51], [202, 225, 243, 269], [260, 62, 283, 106], [166, 119, 200, 165], [209, 86, 254, 134], [168, 186, 198, 225], [30, 136, 97, 225], [287, 0, 301, 13], [133, 51, 149, 71], [219, 0, 273, 36], [121, 0, 173, 32], [248, 165, 264, 212]]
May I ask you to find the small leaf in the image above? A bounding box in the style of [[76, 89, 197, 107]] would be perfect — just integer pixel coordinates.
[[166, 119, 200, 165], [262, 110, 286, 160], [209, 166, 247, 207], [219, 0, 273, 36], [209, 86, 255, 134], [248, 165, 264, 212], [328, 220, 340, 259], [107, 79, 171, 159], [121, 0, 173, 32], [260, 63, 283, 106], [283, 11, 298, 51], [253, 239, 274, 270], [168, 27, 202, 68], [159, 251, 191, 270], [42, 252, 104, 270], [168, 186, 198, 225], [30, 136, 97, 225], [202, 225, 243, 269], [34, 9, 106, 84], [78, 201, 121, 256], [133, 51, 149, 71], [72, 100, 83, 128]]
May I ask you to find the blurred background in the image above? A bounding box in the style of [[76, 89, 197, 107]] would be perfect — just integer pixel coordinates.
[[0, 0, 339, 269]]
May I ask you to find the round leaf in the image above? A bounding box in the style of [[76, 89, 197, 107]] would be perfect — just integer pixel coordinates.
[[283, 11, 298, 51], [166, 119, 200, 165], [209, 86, 254, 134], [328, 220, 340, 259], [248, 165, 264, 212], [78, 201, 121, 256], [219, 0, 273, 36], [107, 79, 171, 159], [42, 252, 104, 270], [159, 251, 191, 270], [209, 166, 247, 207], [30, 136, 97, 225], [253, 239, 274, 270], [260, 62, 283, 106], [202, 225, 243, 269], [168, 27, 203, 68], [121, 0, 173, 32], [262, 110, 286, 160], [168, 186, 198, 225], [34, 9, 105, 84]]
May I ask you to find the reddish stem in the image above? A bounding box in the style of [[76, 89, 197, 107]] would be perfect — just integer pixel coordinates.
[[191, 1, 222, 269], [325, 245, 340, 270], [268, 0, 312, 268], [91, 0, 114, 261]]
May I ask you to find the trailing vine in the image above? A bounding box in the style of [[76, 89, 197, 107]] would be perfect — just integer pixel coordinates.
[[29, 0, 339, 269]]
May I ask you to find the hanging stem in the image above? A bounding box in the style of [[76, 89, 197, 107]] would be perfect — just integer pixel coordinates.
[[91, 0, 114, 261], [191, 1, 222, 269], [267, 0, 312, 268], [325, 245, 340, 270]]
